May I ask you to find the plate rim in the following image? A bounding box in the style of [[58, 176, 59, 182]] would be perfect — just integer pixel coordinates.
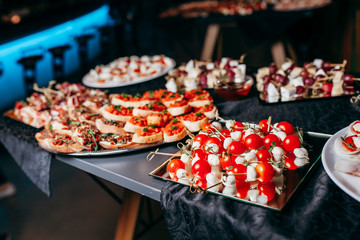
[[82, 57, 176, 88], [321, 126, 360, 202]]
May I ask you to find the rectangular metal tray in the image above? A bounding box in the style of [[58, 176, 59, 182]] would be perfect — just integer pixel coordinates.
[[149, 131, 331, 211]]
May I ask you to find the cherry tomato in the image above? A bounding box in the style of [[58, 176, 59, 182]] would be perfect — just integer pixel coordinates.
[[258, 182, 276, 202], [231, 164, 247, 181], [244, 134, 263, 150], [193, 133, 208, 146], [227, 141, 246, 155], [351, 121, 360, 134], [256, 149, 272, 162], [263, 134, 281, 149], [322, 82, 333, 93], [167, 158, 185, 175], [259, 119, 272, 133], [220, 154, 232, 171], [192, 159, 211, 180], [284, 152, 298, 170], [282, 135, 301, 152], [255, 161, 275, 183], [341, 135, 358, 152], [204, 136, 224, 154], [171, 175, 179, 182], [234, 122, 244, 129], [236, 181, 250, 199], [276, 121, 295, 135], [195, 179, 207, 189], [192, 149, 208, 161], [220, 129, 231, 141], [202, 122, 216, 132]]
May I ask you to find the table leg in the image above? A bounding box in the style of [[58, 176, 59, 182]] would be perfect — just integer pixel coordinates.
[[114, 189, 141, 240], [201, 24, 220, 61]]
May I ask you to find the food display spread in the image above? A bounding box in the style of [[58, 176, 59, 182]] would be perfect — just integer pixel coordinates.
[[165, 57, 247, 91], [150, 117, 312, 207], [159, 0, 331, 18], [7, 81, 217, 154], [82, 55, 175, 88], [256, 58, 358, 103]]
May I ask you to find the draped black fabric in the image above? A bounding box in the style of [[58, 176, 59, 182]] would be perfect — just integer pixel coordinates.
[[160, 166, 360, 240], [0, 115, 52, 196], [160, 86, 360, 239]]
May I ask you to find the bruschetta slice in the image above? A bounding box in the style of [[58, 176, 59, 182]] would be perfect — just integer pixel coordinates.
[[160, 92, 183, 107], [98, 133, 133, 149], [110, 93, 150, 108], [194, 104, 218, 120], [95, 118, 126, 135], [188, 93, 213, 108], [163, 118, 188, 143], [143, 89, 168, 101], [132, 125, 163, 144], [99, 105, 133, 122], [77, 112, 102, 126], [132, 102, 166, 117], [124, 116, 148, 133], [179, 112, 208, 132], [147, 111, 173, 127], [71, 125, 101, 151], [184, 89, 210, 101], [46, 120, 74, 136], [167, 100, 191, 116], [81, 88, 109, 113], [35, 131, 84, 153]]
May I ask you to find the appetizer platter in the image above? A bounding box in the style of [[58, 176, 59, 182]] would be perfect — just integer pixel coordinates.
[[256, 58, 358, 103], [272, 0, 331, 11], [159, 1, 264, 19], [150, 117, 326, 210], [82, 55, 176, 88], [6, 81, 218, 156], [159, 0, 331, 19], [322, 121, 360, 202], [165, 56, 248, 92]]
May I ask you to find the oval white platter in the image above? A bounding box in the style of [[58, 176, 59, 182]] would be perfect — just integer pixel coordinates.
[[321, 126, 360, 202]]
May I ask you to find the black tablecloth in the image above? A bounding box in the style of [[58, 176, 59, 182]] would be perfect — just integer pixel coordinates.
[[0, 115, 52, 196], [160, 86, 360, 239], [0, 76, 359, 237]]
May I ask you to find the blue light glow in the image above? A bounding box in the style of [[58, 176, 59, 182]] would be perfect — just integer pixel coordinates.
[[0, 4, 114, 111]]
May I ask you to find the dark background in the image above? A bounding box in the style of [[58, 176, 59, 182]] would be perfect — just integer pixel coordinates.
[[0, 0, 358, 72]]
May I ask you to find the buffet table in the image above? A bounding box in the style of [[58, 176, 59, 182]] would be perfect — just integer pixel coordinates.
[[1, 75, 360, 239]]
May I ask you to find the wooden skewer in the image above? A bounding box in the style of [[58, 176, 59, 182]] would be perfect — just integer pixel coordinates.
[[350, 95, 360, 104], [329, 59, 347, 67], [267, 116, 272, 133], [146, 148, 181, 162], [315, 76, 332, 82], [239, 54, 246, 63]]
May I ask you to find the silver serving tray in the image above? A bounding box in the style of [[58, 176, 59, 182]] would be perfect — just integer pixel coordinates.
[[149, 131, 332, 211], [61, 141, 166, 156]]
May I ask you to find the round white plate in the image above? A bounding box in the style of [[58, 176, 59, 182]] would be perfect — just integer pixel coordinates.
[[82, 57, 176, 88], [321, 126, 360, 202]]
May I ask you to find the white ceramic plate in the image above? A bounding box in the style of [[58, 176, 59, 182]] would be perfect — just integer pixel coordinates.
[[321, 127, 360, 202], [82, 57, 176, 88]]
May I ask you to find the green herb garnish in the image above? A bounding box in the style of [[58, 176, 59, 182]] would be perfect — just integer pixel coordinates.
[[341, 136, 356, 150], [121, 93, 129, 98], [114, 105, 122, 111]]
